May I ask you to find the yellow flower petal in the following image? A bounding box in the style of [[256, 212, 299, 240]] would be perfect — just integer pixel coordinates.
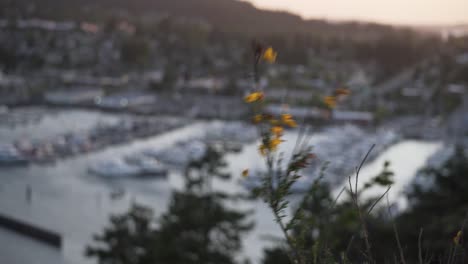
[[284, 119, 297, 128], [281, 114, 297, 127], [269, 138, 284, 150], [244, 92, 264, 103], [252, 114, 263, 124], [281, 114, 293, 121], [262, 47, 277, 63], [324, 96, 337, 108], [270, 126, 284, 137]]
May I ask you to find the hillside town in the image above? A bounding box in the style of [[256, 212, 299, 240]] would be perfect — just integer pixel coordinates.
[[1, 17, 467, 134]]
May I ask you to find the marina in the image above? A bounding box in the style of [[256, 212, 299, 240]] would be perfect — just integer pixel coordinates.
[[140, 121, 257, 167], [0, 106, 450, 264], [0, 111, 189, 165]]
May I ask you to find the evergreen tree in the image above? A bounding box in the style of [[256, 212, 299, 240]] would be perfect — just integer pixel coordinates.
[[85, 204, 157, 264], [152, 146, 253, 264], [398, 145, 468, 263], [86, 145, 253, 264]]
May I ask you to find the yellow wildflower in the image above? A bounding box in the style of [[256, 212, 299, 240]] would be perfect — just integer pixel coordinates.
[[244, 91, 264, 103], [281, 114, 293, 120], [270, 126, 284, 137], [268, 138, 284, 150], [259, 144, 267, 156], [262, 47, 277, 63], [253, 114, 263, 124], [284, 119, 297, 128], [242, 169, 249, 178], [334, 88, 351, 96], [281, 114, 297, 128], [324, 96, 337, 108], [454, 230, 462, 245]]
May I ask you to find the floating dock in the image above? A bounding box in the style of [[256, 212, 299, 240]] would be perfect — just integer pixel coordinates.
[[0, 212, 62, 248]]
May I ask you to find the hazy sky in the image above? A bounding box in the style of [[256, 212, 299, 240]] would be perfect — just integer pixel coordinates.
[[246, 0, 468, 26]]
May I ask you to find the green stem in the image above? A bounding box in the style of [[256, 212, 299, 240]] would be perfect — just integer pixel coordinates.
[[267, 155, 302, 264]]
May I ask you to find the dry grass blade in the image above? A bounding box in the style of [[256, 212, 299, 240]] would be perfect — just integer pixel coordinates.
[[367, 186, 391, 215], [386, 195, 406, 264], [348, 173, 356, 203], [332, 187, 346, 210], [418, 228, 424, 264], [346, 144, 376, 264], [355, 144, 375, 193], [321, 186, 347, 257]]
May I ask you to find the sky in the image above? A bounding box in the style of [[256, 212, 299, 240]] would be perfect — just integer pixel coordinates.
[[245, 0, 468, 26]]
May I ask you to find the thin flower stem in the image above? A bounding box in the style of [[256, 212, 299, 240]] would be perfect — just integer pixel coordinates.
[[264, 147, 302, 263], [270, 203, 302, 264], [348, 145, 376, 263]]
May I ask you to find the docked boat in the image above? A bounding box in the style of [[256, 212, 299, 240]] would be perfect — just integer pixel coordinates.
[[224, 141, 243, 153], [124, 154, 168, 177], [0, 145, 29, 165], [88, 160, 140, 178], [143, 140, 207, 167], [186, 140, 207, 161], [141, 148, 163, 159]]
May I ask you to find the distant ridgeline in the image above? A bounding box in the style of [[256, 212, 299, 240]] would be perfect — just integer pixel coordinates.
[[4, 0, 425, 38]]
